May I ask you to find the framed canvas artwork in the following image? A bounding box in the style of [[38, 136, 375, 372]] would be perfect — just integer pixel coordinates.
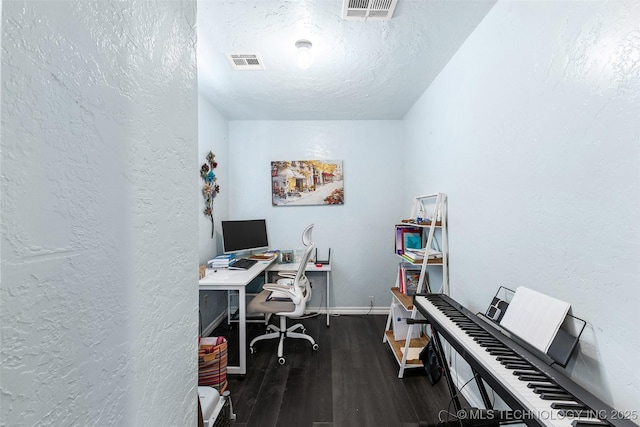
[[271, 160, 344, 206]]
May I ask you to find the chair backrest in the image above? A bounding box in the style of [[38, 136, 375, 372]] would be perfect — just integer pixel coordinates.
[[274, 225, 315, 317], [284, 242, 315, 317], [302, 224, 314, 247], [293, 242, 314, 292]]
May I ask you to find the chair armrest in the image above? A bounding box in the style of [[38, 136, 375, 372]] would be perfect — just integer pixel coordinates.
[[263, 283, 290, 292], [263, 283, 301, 305]]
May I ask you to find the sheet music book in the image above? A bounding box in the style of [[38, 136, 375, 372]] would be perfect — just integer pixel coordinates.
[[499, 286, 570, 353]]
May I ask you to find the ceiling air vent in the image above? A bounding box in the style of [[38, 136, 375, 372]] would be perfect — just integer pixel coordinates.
[[342, 0, 398, 21], [225, 53, 265, 71]]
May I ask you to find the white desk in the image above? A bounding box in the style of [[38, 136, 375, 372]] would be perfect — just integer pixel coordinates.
[[199, 257, 276, 375], [265, 262, 332, 327]]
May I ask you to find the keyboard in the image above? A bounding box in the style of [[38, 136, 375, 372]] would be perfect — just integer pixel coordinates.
[[230, 258, 257, 270], [413, 293, 636, 427]]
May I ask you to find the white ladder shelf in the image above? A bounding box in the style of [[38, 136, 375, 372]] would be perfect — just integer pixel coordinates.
[[382, 193, 449, 378]]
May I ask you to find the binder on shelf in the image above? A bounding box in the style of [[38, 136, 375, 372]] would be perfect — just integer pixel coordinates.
[[395, 225, 421, 255]]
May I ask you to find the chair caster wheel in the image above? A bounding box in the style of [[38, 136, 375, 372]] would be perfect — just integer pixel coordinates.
[[278, 357, 286, 365], [302, 328, 307, 334], [250, 347, 255, 354], [312, 343, 319, 351]]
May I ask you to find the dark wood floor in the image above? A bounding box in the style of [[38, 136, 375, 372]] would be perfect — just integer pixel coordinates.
[[209, 314, 460, 427]]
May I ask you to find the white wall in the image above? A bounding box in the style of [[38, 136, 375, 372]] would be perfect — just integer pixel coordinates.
[[198, 92, 230, 264], [404, 0, 639, 412], [198, 95, 230, 330], [228, 120, 404, 310], [1, 1, 199, 425]]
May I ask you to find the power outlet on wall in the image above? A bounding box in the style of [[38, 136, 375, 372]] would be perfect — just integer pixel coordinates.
[[368, 295, 375, 306]]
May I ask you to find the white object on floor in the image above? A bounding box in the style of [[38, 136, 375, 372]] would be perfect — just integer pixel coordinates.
[[198, 386, 223, 427]]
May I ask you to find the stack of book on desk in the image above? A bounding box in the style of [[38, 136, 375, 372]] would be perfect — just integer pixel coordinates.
[[208, 254, 236, 268]]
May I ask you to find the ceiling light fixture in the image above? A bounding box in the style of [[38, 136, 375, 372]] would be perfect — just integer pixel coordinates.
[[295, 39, 313, 69]]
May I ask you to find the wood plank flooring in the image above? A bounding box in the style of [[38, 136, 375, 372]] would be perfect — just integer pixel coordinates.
[[208, 314, 459, 427]]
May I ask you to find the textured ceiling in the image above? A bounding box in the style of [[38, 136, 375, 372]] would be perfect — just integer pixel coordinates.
[[197, 0, 496, 120]]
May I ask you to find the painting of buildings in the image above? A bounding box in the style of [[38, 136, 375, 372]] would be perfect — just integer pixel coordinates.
[[271, 160, 344, 206]]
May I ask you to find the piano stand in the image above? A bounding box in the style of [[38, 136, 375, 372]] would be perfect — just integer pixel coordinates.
[[409, 318, 490, 414]]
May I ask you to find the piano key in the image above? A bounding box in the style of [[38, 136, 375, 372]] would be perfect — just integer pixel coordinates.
[[528, 382, 558, 389], [496, 356, 522, 361], [503, 363, 535, 369], [533, 386, 565, 394], [513, 370, 542, 376], [572, 420, 610, 427], [517, 373, 550, 382], [539, 393, 575, 401], [552, 402, 588, 410]]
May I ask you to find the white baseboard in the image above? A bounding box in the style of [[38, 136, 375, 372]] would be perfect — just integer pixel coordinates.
[[202, 306, 390, 336], [201, 310, 228, 337], [306, 306, 389, 316]]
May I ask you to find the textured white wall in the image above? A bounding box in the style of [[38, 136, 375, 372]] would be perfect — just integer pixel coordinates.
[[228, 120, 404, 310], [404, 0, 639, 413], [1, 1, 199, 426], [198, 95, 229, 265], [197, 95, 230, 330]]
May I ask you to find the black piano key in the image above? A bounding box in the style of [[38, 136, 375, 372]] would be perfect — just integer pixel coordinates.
[[475, 338, 500, 344], [528, 382, 556, 389], [474, 338, 500, 348], [503, 363, 535, 369], [551, 402, 587, 410], [497, 356, 522, 362], [572, 421, 610, 427], [488, 351, 515, 357], [473, 336, 496, 342], [484, 345, 508, 350], [513, 369, 541, 376], [517, 374, 549, 381], [487, 349, 512, 354], [539, 392, 575, 401], [479, 342, 504, 348], [532, 386, 564, 394]]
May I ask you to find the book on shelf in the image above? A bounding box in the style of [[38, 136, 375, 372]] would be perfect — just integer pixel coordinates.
[[402, 249, 424, 262], [402, 247, 442, 261], [398, 263, 422, 296]]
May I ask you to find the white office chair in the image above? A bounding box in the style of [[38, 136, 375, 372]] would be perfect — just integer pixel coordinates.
[[247, 225, 318, 365]]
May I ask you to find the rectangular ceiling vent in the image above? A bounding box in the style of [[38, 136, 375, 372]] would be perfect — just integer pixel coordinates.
[[225, 53, 265, 71], [342, 0, 398, 21]]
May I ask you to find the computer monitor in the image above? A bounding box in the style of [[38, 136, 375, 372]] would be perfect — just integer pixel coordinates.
[[221, 219, 269, 254]]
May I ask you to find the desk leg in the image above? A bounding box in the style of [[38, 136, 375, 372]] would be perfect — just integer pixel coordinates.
[[227, 287, 247, 376], [326, 271, 330, 327], [238, 286, 246, 375]]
